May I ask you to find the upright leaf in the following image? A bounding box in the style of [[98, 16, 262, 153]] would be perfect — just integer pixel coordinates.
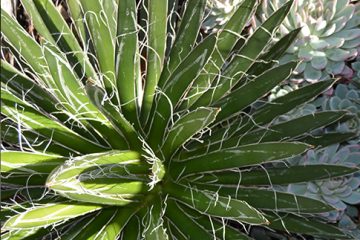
[[164, 182, 268, 225], [180, 0, 258, 109], [172, 142, 309, 177], [192, 0, 294, 108], [116, 0, 139, 124], [147, 35, 216, 149], [157, 0, 207, 88], [161, 107, 220, 159], [142, 0, 168, 122]]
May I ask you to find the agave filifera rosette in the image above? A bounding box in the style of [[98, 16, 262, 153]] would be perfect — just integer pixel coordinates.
[[0, 0, 358, 239], [257, 0, 360, 83]]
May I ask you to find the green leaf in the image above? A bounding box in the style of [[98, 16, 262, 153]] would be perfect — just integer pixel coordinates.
[[189, 165, 359, 186], [190, 184, 334, 213], [20, 0, 56, 45], [166, 199, 212, 239], [142, 0, 168, 122], [1, 174, 47, 186], [62, 207, 137, 239], [157, 0, 207, 88], [233, 28, 302, 90], [26, 0, 97, 79], [300, 132, 358, 147], [147, 35, 216, 149], [265, 212, 351, 239], [192, 0, 294, 107], [102, 0, 117, 39], [1, 88, 107, 154], [67, 0, 87, 44], [0, 119, 74, 155], [181, 0, 258, 109], [161, 107, 220, 159], [121, 215, 142, 239], [172, 142, 309, 177], [167, 199, 252, 240], [79, 0, 116, 95], [1, 9, 52, 85], [1, 60, 60, 116], [46, 151, 150, 206], [213, 61, 298, 123], [164, 217, 188, 240], [116, 0, 140, 124], [85, 81, 141, 150], [1, 229, 41, 240], [221, 111, 349, 148], [1, 151, 64, 174], [1, 60, 123, 149], [198, 79, 336, 148], [3, 202, 101, 230], [164, 182, 268, 225], [246, 80, 336, 129], [141, 194, 168, 240]]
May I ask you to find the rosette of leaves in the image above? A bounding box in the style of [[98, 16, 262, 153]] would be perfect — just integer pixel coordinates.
[[257, 0, 360, 83], [203, 0, 244, 33], [320, 83, 360, 143], [268, 82, 299, 101], [282, 144, 360, 222], [0, 0, 358, 239]]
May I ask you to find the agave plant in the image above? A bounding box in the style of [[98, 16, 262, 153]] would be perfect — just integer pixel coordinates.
[[1, 0, 359, 239], [257, 0, 360, 83]]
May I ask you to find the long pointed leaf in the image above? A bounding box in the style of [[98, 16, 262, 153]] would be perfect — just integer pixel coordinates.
[[141, 0, 168, 122], [161, 107, 220, 159], [166, 199, 212, 239], [213, 61, 298, 123], [192, 0, 294, 108], [164, 182, 268, 225], [79, 0, 116, 96], [189, 165, 359, 186], [191, 184, 334, 213], [46, 151, 150, 205], [1, 151, 64, 174], [1, 88, 107, 154], [172, 142, 309, 177], [180, 0, 258, 109], [265, 212, 351, 239], [116, 0, 139, 124], [147, 35, 216, 149], [3, 202, 101, 230], [157, 0, 207, 88]]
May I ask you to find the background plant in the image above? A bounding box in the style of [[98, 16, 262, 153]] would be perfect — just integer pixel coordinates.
[[1, 0, 359, 239]]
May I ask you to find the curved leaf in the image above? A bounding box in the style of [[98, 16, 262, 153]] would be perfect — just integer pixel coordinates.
[[172, 142, 310, 177], [164, 182, 268, 225], [3, 202, 101, 230], [46, 151, 150, 205], [188, 165, 359, 186]]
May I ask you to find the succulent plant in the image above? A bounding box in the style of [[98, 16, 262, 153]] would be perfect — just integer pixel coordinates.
[[257, 0, 360, 83], [351, 54, 360, 86], [0, 0, 358, 239], [320, 83, 360, 143], [203, 0, 245, 33], [281, 144, 360, 222], [268, 81, 299, 101]]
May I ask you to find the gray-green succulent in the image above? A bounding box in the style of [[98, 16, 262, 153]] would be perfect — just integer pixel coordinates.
[[0, 0, 359, 239], [257, 0, 360, 83], [203, 0, 245, 33]]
